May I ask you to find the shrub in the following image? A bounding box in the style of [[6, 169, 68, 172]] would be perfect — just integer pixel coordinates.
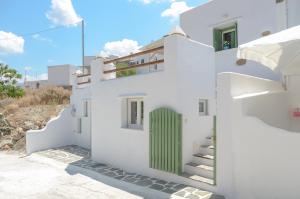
[[5, 104, 19, 114], [0, 64, 24, 99]]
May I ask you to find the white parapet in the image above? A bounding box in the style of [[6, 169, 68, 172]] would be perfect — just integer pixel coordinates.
[[26, 107, 74, 154]]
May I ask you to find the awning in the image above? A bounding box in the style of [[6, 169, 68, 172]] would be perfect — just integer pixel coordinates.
[[237, 25, 300, 75]]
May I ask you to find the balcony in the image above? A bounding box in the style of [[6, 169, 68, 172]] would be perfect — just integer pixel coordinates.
[[102, 46, 164, 80], [76, 65, 91, 85]]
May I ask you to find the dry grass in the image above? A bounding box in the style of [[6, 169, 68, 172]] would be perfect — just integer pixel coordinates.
[[3, 86, 71, 115]]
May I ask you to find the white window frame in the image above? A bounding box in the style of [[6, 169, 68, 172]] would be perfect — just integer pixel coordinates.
[[199, 99, 209, 116], [127, 98, 144, 129]]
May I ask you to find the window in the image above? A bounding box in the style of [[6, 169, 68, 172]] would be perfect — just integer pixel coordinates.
[[83, 100, 88, 117], [141, 59, 145, 64], [77, 118, 82, 134], [213, 23, 238, 51], [127, 98, 144, 129], [199, 99, 209, 116]]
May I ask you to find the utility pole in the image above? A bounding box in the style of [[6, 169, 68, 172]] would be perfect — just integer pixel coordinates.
[[82, 20, 85, 71]]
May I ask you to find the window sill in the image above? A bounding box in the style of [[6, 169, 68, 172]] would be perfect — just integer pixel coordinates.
[[120, 127, 144, 132], [215, 47, 237, 53]]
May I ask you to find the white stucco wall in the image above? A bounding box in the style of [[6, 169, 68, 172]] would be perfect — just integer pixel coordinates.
[[89, 34, 216, 189], [48, 64, 76, 86], [287, 75, 300, 132], [217, 72, 300, 199], [180, 0, 300, 80], [26, 107, 74, 154], [70, 82, 92, 149], [25, 80, 49, 89]]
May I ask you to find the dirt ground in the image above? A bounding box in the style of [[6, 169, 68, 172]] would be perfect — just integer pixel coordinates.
[[0, 104, 66, 152]]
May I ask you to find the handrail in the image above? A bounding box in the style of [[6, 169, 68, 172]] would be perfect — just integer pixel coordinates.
[[77, 79, 91, 85], [103, 59, 164, 74], [77, 73, 91, 78], [103, 46, 164, 64]]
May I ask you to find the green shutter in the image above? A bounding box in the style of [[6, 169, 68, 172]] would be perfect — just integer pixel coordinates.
[[149, 107, 182, 175], [234, 23, 238, 48], [213, 28, 222, 51], [230, 31, 236, 49]]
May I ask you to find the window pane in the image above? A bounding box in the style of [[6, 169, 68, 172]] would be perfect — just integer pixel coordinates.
[[223, 31, 234, 49], [84, 101, 88, 117], [199, 102, 205, 113], [141, 101, 144, 125], [131, 101, 138, 124]]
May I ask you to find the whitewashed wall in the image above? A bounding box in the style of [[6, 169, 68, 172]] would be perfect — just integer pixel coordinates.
[[217, 72, 300, 199], [48, 64, 76, 86], [287, 75, 300, 132], [70, 82, 92, 149], [26, 76, 93, 153], [26, 107, 74, 154], [180, 0, 300, 80], [89, 34, 216, 189]]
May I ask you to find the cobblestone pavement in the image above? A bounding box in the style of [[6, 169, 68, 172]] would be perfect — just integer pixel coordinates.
[[35, 145, 224, 199]]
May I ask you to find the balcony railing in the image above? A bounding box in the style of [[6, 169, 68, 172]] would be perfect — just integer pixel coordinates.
[[76, 65, 91, 85], [102, 46, 164, 79], [77, 73, 91, 85]]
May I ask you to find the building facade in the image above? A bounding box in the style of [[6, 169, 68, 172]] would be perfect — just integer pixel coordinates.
[[181, 0, 300, 80]]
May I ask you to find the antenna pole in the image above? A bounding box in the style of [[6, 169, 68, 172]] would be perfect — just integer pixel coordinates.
[[82, 20, 85, 71]]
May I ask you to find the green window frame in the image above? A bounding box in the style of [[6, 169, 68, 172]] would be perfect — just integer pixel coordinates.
[[213, 23, 238, 52]]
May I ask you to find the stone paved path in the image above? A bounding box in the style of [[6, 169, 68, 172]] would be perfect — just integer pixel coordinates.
[[35, 145, 224, 199]]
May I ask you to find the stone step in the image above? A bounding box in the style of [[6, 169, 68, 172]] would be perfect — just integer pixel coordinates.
[[200, 145, 215, 155], [182, 172, 215, 186], [192, 154, 214, 166], [194, 153, 214, 160], [201, 145, 214, 149], [185, 162, 214, 179]]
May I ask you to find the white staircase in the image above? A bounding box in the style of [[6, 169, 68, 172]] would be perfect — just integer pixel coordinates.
[[182, 136, 216, 186]]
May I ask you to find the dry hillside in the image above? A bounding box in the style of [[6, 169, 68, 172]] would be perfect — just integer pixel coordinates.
[[0, 86, 71, 152]]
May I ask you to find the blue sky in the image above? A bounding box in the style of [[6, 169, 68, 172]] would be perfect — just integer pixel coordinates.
[[0, 0, 207, 80]]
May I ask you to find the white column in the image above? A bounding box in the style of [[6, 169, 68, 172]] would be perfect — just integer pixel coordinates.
[[91, 58, 103, 83]]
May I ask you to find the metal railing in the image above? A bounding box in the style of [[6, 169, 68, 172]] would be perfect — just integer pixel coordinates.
[[103, 46, 164, 78]]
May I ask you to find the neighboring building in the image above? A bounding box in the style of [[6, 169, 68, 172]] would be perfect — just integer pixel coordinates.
[[180, 0, 300, 80], [47, 64, 76, 87], [25, 56, 96, 89]]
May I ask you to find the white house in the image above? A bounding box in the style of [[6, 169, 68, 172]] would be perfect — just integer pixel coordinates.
[[25, 56, 96, 89], [180, 0, 300, 80], [26, 0, 300, 198]]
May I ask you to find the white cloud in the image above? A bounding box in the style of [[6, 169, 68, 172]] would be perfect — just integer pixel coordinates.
[[130, 0, 174, 4], [46, 0, 82, 27], [24, 66, 32, 71], [161, 1, 193, 19], [99, 39, 142, 58], [0, 31, 24, 54], [32, 34, 55, 46]]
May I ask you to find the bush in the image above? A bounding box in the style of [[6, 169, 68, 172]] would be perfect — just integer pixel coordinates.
[[16, 86, 71, 107], [0, 64, 24, 99], [5, 104, 19, 114]]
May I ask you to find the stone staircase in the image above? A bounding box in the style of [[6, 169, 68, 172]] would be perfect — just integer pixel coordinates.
[[182, 135, 216, 186]]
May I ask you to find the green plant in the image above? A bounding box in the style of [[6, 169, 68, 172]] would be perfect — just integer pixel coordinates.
[[116, 61, 136, 78], [0, 63, 24, 98]]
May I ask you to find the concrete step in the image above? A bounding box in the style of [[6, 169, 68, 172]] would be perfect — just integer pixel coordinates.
[[185, 162, 214, 179], [192, 153, 214, 166], [182, 172, 214, 186], [200, 145, 214, 155]]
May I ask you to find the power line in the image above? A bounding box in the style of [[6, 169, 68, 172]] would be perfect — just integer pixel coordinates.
[[0, 20, 82, 41]]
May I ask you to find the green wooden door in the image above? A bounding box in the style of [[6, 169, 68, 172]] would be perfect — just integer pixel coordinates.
[[149, 107, 182, 175]]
